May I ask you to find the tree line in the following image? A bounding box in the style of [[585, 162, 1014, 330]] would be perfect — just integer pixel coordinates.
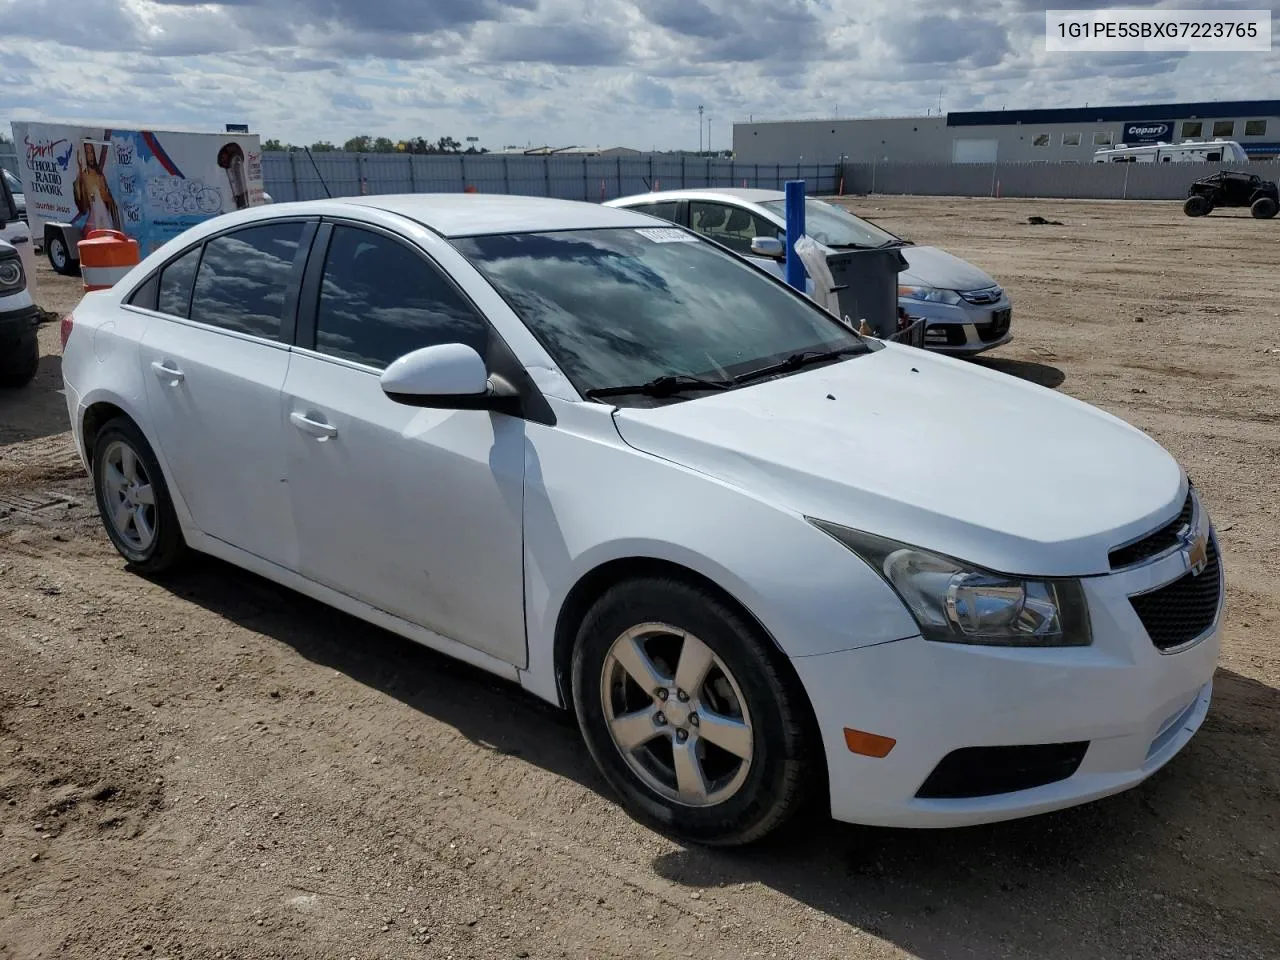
[[262, 135, 488, 155]]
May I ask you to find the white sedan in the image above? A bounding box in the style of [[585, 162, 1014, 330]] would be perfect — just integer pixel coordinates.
[[60, 194, 1222, 845]]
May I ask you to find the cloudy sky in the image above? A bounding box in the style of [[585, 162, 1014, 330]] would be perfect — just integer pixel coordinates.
[[2, 0, 1277, 151]]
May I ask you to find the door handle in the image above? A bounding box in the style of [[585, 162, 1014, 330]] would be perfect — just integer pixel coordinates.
[[150, 360, 185, 384], [290, 411, 338, 439]]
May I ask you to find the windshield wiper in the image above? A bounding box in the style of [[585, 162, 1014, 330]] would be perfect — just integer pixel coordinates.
[[584, 373, 734, 400], [733, 344, 866, 386], [877, 238, 912, 248]]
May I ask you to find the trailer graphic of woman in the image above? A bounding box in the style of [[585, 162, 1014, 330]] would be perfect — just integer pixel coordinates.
[[72, 142, 122, 233]]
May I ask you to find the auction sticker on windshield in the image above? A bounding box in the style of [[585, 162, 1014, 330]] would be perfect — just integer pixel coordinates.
[[636, 227, 698, 243]]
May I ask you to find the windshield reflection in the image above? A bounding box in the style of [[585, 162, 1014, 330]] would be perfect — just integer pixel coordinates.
[[452, 228, 863, 402]]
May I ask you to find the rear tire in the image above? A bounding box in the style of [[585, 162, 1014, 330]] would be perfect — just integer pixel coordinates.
[[91, 417, 187, 574], [0, 332, 39, 388], [1183, 195, 1212, 217], [1250, 196, 1278, 219], [571, 576, 817, 846]]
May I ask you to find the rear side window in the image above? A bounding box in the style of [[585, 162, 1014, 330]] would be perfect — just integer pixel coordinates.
[[189, 222, 305, 340], [629, 201, 680, 223], [313, 225, 490, 369], [157, 247, 201, 318]]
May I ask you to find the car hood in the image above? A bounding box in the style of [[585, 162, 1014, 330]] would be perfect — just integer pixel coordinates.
[[897, 245, 998, 292], [611, 345, 1184, 577]]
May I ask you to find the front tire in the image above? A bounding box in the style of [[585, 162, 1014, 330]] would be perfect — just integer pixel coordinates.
[[571, 577, 817, 846], [1250, 196, 1278, 219], [1183, 195, 1212, 217], [91, 417, 186, 573], [0, 333, 39, 388]]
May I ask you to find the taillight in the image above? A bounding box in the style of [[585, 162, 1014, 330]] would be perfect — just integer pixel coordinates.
[[60, 313, 74, 350]]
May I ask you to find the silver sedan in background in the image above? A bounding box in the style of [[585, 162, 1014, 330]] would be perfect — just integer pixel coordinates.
[[606, 188, 1013, 355]]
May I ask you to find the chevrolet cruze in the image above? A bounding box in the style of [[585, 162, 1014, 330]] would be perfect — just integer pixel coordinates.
[[60, 194, 1222, 845]]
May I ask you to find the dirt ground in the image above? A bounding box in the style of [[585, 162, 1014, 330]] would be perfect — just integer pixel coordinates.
[[1, 197, 1278, 960]]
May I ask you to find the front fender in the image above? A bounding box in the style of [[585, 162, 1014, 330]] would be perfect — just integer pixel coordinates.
[[517, 403, 919, 704]]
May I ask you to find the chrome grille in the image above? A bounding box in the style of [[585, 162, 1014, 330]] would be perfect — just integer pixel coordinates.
[[959, 286, 1003, 305], [1129, 536, 1222, 652], [1109, 490, 1194, 570]]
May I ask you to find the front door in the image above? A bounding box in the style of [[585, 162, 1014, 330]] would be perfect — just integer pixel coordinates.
[[687, 199, 797, 283], [139, 220, 310, 569], [282, 222, 527, 665]]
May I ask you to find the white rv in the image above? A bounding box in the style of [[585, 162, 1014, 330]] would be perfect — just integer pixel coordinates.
[[1093, 139, 1250, 164]]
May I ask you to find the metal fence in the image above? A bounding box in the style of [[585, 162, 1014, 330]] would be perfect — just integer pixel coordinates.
[[842, 159, 1280, 201], [262, 152, 841, 202], [6, 140, 1277, 205]]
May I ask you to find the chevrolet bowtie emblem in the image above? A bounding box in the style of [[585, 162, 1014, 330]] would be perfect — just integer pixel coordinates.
[[1181, 526, 1209, 576]]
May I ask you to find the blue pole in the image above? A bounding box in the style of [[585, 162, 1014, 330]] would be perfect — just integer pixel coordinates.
[[784, 179, 806, 291]]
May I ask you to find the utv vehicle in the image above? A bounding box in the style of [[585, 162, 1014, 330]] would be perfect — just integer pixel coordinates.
[[1183, 171, 1279, 219]]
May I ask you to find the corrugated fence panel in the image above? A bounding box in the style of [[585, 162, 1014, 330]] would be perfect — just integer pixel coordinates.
[[359, 154, 413, 194], [252, 152, 1278, 204]]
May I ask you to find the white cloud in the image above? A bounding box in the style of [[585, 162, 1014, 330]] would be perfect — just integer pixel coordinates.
[[0, 0, 1275, 151]]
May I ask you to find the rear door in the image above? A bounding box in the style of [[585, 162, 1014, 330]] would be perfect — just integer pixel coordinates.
[[139, 218, 315, 569]]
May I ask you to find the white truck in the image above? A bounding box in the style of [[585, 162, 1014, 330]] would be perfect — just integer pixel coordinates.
[[10, 121, 268, 276], [1093, 139, 1251, 164], [1, 172, 39, 387]]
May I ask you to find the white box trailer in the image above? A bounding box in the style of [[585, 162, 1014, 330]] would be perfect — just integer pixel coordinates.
[[9, 121, 268, 276]]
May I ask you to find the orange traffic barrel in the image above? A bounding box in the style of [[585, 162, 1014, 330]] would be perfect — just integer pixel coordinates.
[[79, 229, 140, 292]]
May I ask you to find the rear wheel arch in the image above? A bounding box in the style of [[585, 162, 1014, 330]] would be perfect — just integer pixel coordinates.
[[80, 402, 179, 500], [81, 401, 131, 464]]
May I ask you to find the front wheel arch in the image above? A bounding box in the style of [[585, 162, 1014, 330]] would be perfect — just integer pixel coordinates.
[[552, 557, 808, 715]]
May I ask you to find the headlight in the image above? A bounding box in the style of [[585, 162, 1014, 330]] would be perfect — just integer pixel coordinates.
[[897, 284, 961, 305], [0, 258, 23, 291], [809, 520, 1092, 647]]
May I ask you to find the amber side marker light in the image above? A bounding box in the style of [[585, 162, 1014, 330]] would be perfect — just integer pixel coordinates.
[[844, 728, 897, 758]]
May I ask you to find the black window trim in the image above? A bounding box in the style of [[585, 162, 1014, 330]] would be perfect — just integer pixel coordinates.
[[295, 215, 556, 426], [121, 216, 319, 347]]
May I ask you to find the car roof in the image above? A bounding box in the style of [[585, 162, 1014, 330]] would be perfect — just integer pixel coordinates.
[[609, 187, 787, 206], [200, 193, 662, 238]]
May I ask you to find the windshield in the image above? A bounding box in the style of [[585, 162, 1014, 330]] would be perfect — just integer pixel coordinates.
[[451, 227, 864, 402], [2, 170, 19, 191], [759, 198, 900, 249]]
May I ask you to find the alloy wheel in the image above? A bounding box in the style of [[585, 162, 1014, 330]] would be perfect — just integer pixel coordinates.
[[600, 622, 754, 807], [100, 439, 158, 553]]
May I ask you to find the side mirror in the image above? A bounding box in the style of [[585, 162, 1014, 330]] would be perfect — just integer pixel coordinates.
[[749, 236, 785, 260], [380, 343, 519, 412]]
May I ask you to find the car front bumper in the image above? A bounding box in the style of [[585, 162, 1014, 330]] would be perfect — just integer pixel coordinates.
[[790, 533, 1222, 829], [901, 295, 1013, 356]]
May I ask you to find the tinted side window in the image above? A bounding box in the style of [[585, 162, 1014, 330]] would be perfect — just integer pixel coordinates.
[[689, 201, 778, 255], [126, 272, 159, 311], [189, 222, 304, 340], [314, 225, 489, 369], [630, 201, 680, 223], [157, 246, 201, 317]]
